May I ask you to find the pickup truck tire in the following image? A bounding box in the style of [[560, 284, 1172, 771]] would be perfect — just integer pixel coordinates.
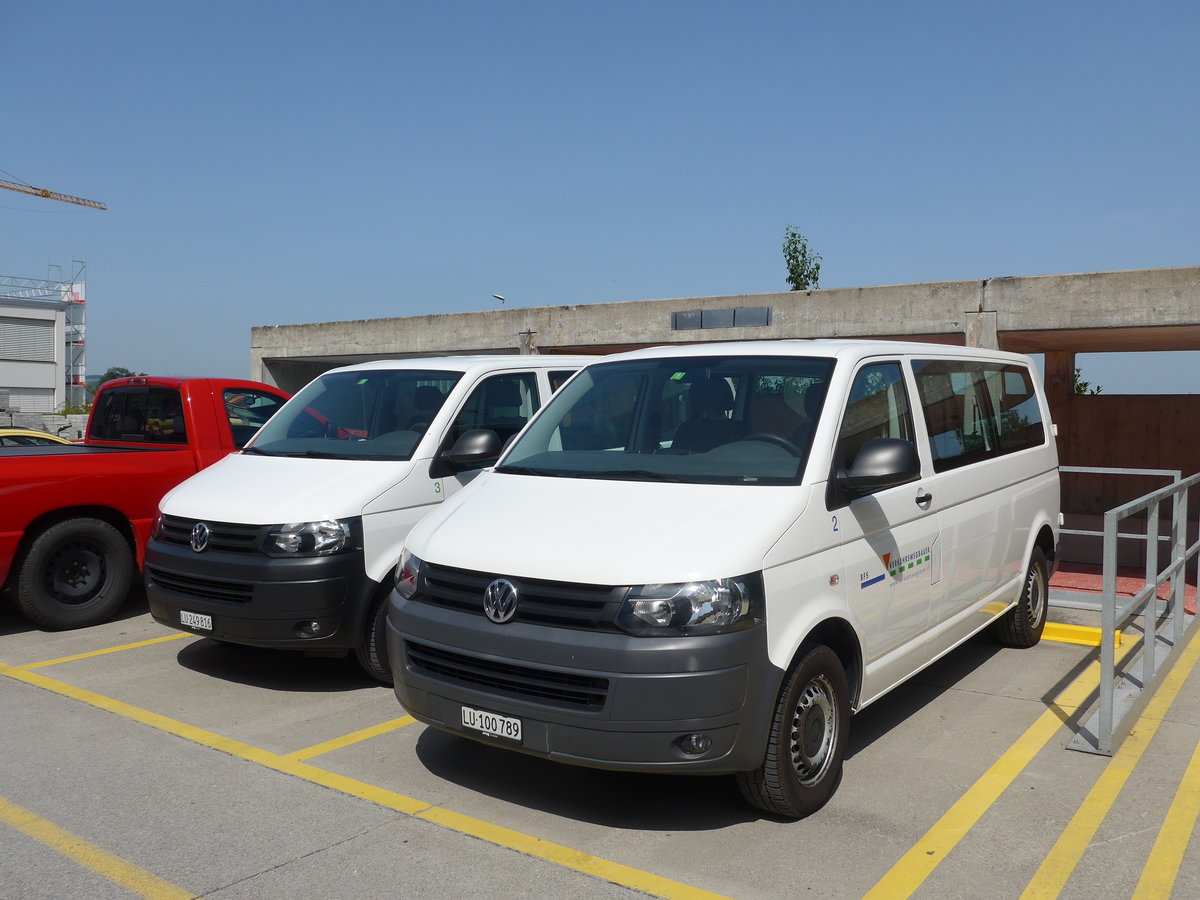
[[355, 593, 393, 683], [15, 518, 134, 629]]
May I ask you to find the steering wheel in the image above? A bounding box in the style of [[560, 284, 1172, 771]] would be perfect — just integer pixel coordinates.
[[742, 432, 804, 456]]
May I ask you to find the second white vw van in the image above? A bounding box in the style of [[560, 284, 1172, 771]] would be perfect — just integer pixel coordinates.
[[145, 355, 590, 681], [387, 340, 1059, 818]]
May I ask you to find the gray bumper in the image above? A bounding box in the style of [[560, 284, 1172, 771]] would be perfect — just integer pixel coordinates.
[[387, 590, 782, 774], [145, 539, 375, 650]]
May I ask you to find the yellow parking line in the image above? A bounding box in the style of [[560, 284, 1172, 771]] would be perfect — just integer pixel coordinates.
[[1020, 625, 1200, 899], [285, 716, 417, 761], [1131, 735, 1200, 899], [17, 633, 190, 670], [420, 806, 729, 900], [0, 662, 732, 900], [0, 794, 194, 900], [861, 641, 1136, 900]]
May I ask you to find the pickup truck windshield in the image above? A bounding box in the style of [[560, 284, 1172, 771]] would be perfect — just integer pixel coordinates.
[[498, 355, 835, 485], [249, 369, 463, 461]]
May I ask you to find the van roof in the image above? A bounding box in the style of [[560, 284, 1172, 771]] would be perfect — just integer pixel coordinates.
[[324, 354, 596, 377], [591, 339, 1035, 365]]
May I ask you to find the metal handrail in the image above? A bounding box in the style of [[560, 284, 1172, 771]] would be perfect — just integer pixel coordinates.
[[1068, 470, 1200, 755]]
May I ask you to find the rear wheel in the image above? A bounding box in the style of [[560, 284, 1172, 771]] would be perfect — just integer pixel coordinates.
[[355, 592, 393, 683], [994, 547, 1048, 648], [737, 645, 849, 819], [15, 518, 133, 629]]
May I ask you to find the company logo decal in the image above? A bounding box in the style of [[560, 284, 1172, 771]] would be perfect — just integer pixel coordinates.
[[190, 522, 211, 553], [859, 546, 933, 589], [483, 578, 519, 623]]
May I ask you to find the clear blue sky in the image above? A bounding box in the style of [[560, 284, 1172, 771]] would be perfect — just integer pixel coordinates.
[[3, 1, 1197, 391]]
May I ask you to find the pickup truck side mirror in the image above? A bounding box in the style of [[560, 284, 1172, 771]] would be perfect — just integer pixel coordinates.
[[443, 428, 504, 468], [832, 437, 920, 503]]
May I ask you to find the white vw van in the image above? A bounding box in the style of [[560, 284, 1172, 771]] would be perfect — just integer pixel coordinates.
[[145, 355, 590, 681], [387, 340, 1060, 818]]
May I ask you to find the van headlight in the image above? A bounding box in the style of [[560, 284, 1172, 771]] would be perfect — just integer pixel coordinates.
[[394, 548, 423, 599], [261, 518, 358, 557], [616, 574, 763, 636]]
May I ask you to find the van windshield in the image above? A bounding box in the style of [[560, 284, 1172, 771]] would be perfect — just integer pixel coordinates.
[[248, 369, 462, 460], [499, 355, 835, 485]]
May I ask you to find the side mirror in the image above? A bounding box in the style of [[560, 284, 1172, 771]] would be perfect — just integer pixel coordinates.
[[835, 438, 920, 500], [444, 428, 503, 468]]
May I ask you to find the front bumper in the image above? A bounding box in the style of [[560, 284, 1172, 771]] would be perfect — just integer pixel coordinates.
[[387, 590, 782, 774], [145, 538, 375, 650]]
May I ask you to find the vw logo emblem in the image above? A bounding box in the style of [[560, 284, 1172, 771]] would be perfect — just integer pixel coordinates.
[[483, 578, 519, 624], [190, 522, 211, 553]]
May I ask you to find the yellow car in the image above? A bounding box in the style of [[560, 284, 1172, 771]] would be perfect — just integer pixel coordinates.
[[0, 427, 74, 447]]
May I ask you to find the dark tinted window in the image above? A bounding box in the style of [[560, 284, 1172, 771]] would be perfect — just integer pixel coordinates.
[[913, 359, 1044, 472], [89, 387, 186, 444]]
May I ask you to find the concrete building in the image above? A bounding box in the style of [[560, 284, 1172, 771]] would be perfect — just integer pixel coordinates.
[[0, 294, 70, 416], [251, 264, 1200, 520]]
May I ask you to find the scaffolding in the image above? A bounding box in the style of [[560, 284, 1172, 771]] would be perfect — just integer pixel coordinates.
[[0, 262, 88, 408]]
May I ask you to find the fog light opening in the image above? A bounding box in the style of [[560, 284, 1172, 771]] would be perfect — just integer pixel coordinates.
[[299, 620, 322, 637], [679, 733, 712, 756]]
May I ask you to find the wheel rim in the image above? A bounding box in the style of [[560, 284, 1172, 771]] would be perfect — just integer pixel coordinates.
[[1026, 563, 1047, 628], [790, 674, 838, 786], [44, 540, 107, 605]]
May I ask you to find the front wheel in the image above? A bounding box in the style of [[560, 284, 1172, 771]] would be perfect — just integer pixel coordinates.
[[15, 518, 134, 629], [736, 645, 849, 819], [354, 593, 393, 683], [994, 546, 1048, 648]]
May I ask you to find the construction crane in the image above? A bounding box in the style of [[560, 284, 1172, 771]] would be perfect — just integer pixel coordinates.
[[0, 177, 106, 210]]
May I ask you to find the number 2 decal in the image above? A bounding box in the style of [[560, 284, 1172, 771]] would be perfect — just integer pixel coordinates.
[[832, 514, 839, 533]]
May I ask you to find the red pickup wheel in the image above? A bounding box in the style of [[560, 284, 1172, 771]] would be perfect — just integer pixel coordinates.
[[15, 518, 133, 629]]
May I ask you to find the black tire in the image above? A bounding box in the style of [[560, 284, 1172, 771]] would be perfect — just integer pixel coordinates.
[[15, 518, 133, 629], [994, 546, 1048, 648], [737, 645, 849, 819], [354, 593, 393, 683]]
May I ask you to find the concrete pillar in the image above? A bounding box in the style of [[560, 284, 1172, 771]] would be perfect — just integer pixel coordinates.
[[964, 310, 999, 349]]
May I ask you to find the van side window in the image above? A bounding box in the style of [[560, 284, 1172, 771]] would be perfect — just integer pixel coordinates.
[[449, 373, 540, 451], [913, 360, 1044, 472], [836, 362, 913, 470], [991, 366, 1046, 453]]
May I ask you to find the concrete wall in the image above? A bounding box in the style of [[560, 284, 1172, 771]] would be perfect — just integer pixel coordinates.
[[251, 265, 1200, 392]]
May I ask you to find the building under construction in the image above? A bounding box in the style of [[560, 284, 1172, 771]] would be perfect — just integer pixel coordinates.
[[0, 264, 88, 415]]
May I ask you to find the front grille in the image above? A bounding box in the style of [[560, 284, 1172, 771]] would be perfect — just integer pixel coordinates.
[[418, 563, 625, 631], [406, 640, 608, 710], [147, 566, 254, 603], [158, 515, 263, 554]]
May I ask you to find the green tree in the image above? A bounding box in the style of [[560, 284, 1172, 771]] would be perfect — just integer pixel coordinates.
[[782, 226, 821, 291], [1072, 368, 1103, 395], [97, 366, 139, 384]]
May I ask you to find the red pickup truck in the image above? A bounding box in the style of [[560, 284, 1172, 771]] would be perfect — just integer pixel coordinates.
[[0, 376, 288, 629]]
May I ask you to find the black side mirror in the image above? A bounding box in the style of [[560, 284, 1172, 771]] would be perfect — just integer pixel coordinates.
[[835, 437, 920, 501], [444, 428, 504, 468]]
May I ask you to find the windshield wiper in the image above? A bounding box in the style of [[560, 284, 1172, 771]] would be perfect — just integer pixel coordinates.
[[495, 465, 567, 477], [585, 469, 684, 483], [241, 446, 276, 456], [280, 450, 346, 459]]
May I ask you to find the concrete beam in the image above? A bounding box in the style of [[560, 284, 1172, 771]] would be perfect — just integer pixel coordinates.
[[250, 265, 1200, 390]]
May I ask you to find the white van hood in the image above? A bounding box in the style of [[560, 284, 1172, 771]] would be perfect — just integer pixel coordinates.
[[409, 471, 807, 585], [159, 453, 415, 523]]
